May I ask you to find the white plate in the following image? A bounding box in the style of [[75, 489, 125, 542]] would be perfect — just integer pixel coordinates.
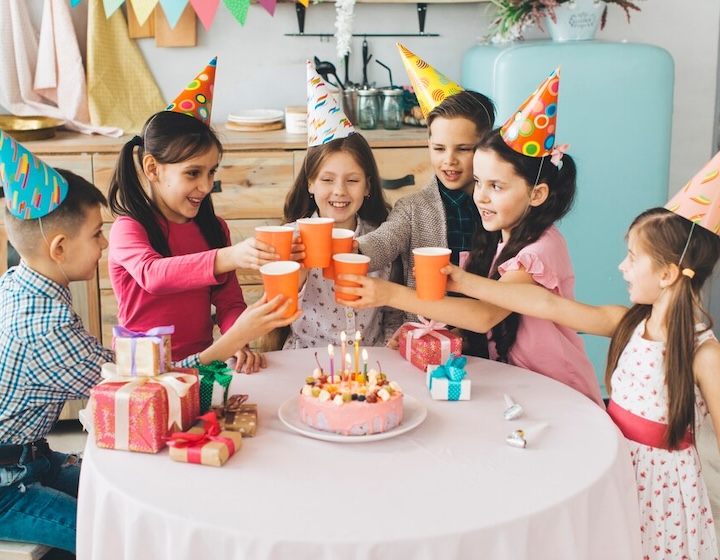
[[278, 395, 427, 443], [227, 109, 284, 124]]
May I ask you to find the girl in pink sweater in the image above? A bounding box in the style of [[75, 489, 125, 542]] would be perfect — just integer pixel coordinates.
[[107, 111, 299, 371]]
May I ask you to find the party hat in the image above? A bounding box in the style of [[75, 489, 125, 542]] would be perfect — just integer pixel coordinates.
[[500, 68, 561, 158], [166, 57, 217, 125], [665, 151, 720, 235], [0, 130, 68, 220], [396, 43, 464, 119], [306, 60, 355, 147]]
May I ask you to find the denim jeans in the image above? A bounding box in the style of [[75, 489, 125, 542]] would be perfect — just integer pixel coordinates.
[[0, 449, 80, 553]]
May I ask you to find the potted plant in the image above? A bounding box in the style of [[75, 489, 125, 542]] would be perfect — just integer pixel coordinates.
[[486, 0, 643, 43]]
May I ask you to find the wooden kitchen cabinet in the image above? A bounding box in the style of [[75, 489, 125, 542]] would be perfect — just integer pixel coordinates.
[[16, 126, 432, 353]]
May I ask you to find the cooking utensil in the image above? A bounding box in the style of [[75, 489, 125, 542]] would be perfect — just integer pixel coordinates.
[[0, 115, 65, 141], [361, 38, 373, 88], [313, 57, 344, 91], [376, 59, 394, 89]]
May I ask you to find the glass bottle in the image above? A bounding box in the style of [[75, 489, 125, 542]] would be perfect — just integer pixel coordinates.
[[382, 88, 404, 130], [357, 89, 379, 130]]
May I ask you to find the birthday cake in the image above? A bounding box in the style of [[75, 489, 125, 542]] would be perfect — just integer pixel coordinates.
[[298, 369, 404, 436]]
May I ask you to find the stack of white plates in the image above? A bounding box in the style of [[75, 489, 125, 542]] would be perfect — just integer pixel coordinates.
[[226, 109, 285, 132]]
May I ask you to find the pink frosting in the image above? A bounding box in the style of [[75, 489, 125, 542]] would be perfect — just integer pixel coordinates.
[[298, 393, 404, 436]]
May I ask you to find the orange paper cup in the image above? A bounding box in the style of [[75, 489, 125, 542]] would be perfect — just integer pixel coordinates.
[[297, 217, 334, 268], [333, 253, 370, 302], [260, 261, 300, 318], [255, 226, 294, 261], [323, 228, 355, 280], [412, 247, 451, 300]]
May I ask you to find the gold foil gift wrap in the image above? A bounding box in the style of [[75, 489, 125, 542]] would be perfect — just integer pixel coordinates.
[[222, 394, 258, 437], [167, 413, 243, 467]]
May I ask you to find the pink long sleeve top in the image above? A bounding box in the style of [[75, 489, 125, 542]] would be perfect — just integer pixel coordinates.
[[108, 216, 247, 361]]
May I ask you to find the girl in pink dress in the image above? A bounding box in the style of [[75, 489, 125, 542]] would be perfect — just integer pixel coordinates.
[[108, 111, 301, 371], [437, 206, 720, 559], [339, 126, 602, 405]]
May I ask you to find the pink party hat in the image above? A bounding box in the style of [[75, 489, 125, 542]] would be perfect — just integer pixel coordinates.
[[0, 130, 68, 220], [307, 61, 355, 147], [501, 68, 561, 158], [397, 43, 464, 119], [166, 57, 217, 125], [665, 151, 720, 235]]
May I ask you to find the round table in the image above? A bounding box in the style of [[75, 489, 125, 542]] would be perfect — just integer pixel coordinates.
[[77, 348, 641, 560]]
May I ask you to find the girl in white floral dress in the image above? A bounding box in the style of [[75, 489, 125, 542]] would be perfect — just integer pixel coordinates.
[[429, 205, 720, 559]]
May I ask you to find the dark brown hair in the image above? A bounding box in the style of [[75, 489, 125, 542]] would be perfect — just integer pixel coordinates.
[[464, 128, 577, 361], [108, 111, 225, 257], [605, 207, 720, 449], [427, 90, 496, 138]]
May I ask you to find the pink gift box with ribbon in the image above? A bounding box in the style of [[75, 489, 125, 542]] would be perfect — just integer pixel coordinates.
[[91, 365, 200, 454], [394, 316, 463, 371]]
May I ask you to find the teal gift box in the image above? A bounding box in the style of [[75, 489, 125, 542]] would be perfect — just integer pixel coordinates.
[[197, 361, 233, 413], [426, 355, 471, 401]]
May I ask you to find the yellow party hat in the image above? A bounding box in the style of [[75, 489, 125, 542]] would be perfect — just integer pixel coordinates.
[[396, 43, 464, 119]]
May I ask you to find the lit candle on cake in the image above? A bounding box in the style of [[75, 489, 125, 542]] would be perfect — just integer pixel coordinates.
[[340, 331, 347, 374], [362, 349, 368, 376], [328, 344, 335, 383], [345, 353, 352, 382], [354, 331, 361, 374]]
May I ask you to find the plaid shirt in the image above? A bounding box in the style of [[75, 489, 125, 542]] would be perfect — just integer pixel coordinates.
[[0, 263, 116, 444], [438, 183, 479, 265]]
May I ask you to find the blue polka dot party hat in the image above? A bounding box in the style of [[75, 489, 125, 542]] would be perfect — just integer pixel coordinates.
[[0, 130, 69, 220], [166, 57, 217, 125]]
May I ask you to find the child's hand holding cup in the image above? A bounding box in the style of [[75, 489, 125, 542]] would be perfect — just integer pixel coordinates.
[[259, 261, 301, 318], [333, 253, 371, 303], [412, 247, 452, 300]]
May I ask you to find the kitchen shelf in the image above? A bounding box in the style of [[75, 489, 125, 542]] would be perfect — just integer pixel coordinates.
[[288, 2, 439, 36]]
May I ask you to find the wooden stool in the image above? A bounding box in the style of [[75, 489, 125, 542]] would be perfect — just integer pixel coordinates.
[[0, 540, 51, 560]]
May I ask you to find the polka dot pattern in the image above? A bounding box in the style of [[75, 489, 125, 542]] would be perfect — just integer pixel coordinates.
[[501, 68, 561, 158], [166, 57, 216, 125]]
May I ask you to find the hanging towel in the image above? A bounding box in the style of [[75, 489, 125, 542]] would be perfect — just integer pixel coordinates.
[[87, 0, 166, 134], [0, 0, 122, 137]]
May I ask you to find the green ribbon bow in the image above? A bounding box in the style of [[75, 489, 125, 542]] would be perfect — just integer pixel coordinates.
[[428, 354, 467, 401], [197, 361, 233, 413]]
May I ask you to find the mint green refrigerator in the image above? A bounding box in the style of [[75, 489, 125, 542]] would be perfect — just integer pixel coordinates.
[[462, 40, 674, 396]]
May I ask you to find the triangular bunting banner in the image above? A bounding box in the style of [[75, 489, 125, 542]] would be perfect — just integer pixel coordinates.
[[129, 0, 158, 26], [257, 0, 276, 16], [189, 0, 221, 31], [158, 0, 188, 28], [102, 0, 125, 17], [71, 0, 83, 6], [297, 0, 309, 7], [223, 0, 249, 25]]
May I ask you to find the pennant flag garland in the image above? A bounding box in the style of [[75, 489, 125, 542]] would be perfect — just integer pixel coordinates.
[[257, 0, 277, 16], [190, 0, 221, 31], [129, 0, 158, 26], [223, 0, 250, 25], [80, 0, 304, 27], [158, 0, 189, 28]]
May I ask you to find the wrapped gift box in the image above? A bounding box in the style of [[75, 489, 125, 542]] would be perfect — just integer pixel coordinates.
[[222, 395, 258, 437], [426, 357, 471, 401], [396, 320, 463, 371], [91, 365, 199, 453], [168, 413, 243, 467], [114, 326, 174, 376], [197, 361, 233, 413]]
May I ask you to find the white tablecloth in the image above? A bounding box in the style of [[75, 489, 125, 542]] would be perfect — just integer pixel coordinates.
[[77, 348, 642, 560]]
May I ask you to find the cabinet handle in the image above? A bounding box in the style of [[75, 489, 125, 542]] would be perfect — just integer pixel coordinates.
[[382, 174, 414, 190]]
